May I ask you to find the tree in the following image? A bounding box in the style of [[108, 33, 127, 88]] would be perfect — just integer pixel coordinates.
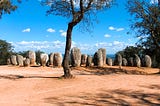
[[116, 45, 144, 61], [127, 0, 160, 49], [42, 0, 114, 78], [0, 39, 13, 65], [0, 0, 22, 18], [127, 0, 160, 67]]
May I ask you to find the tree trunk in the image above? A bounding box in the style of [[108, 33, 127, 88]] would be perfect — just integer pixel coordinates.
[[62, 23, 74, 78]]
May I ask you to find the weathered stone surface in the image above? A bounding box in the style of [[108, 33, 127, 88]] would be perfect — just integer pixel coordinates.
[[40, 53, 49, 67], [81, 54, 87, 66], [114, 53, 122, 66], [53, 53, 62, 67], [144, 55, 152, 67], [24, 58, 30, 67], [17, 55, 24, 66], [128, 57, 134, 66], [86, 55, 93, 67], [10, 55, 17, 65], [122, 58, 127, 66], [7, 58, 11, 65], [28, 51, 36, 65], [107, 58, 113, 66], [134, 54, 141, 67], [93, 49, 103, 67], [71, 47, 81, 67], [99, 48, 106, 65], [49, 53, 54, 66]]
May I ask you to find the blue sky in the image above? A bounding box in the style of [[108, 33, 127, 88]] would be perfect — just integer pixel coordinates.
[[0, 0, 157, 54]]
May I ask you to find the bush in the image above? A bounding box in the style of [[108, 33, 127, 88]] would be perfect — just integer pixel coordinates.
[[0, 39, 14, 65]]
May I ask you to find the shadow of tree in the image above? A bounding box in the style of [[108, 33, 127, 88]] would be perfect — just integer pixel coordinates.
[[140, 84, 160, 90], [72, 66, 148, 75], [0, 74, 60, 80], [44, 85, 160, 106]]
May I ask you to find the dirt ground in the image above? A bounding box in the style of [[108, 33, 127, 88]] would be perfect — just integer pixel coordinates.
[[0, 65, 160, 106]]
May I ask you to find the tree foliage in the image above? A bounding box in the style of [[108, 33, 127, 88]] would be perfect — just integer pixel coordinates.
[[126, 0, 160, 67], [42, 0, 115, 78], [127, 0, 160, 49], [0, 0, 21, 18], [0, 39, 13, 65], [116, 46, 144, 61]]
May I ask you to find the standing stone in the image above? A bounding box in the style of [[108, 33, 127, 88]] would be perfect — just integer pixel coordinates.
[[128, 57, 134, 66], [28, 51, 36, 65], [93, 49, 103, 67], [71, 47, 81, 67], [107, 58, 113, 66], [81, 54, 87, 66], [86, 55, 93, 67], [53, 53, 62, 67], [144, 55, 152, 67], [10, 55, 17, 66], [134, 54, 141, 67], [122, 58, 127, 66], [17, 55, 24, 66], [40, 53, 49, 67], [24, 58, 30, 67], [114, 53, 122, 67], [49, 53, 54, 66], [7, 58, 11, 65], [99, 48, 106, 65]]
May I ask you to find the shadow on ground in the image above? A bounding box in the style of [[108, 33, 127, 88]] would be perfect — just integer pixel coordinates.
[[0, 75, 60, 80], [72, 66, 150, 75], [44, 85, 160, 106], [0, 66, 159, 80]]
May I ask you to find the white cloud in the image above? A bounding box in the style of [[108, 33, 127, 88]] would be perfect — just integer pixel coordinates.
[[10, 39, 135, 54], [113, 41, 122, 45], [116, 28, 124, 31], [108, 26, 115, 30], [59, 30, 67, 37], [104, 34, 111, 38], [47, 28, 55, 33], [11, 40, 66, 53], [59, 30, 64, 33], [61, 32, 67, 37], [150, 0, 158, 4], [22, 28, 31, 32], [108, 26, 125, 32]]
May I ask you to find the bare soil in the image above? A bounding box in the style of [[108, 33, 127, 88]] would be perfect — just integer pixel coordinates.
[[0, 65, 160, 106]]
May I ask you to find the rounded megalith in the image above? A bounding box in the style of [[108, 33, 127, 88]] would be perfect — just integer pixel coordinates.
[[40, 53, 49, 67], [86, 55, 93, 67], [71, 47, 81, 67], [122, 58, 127, 66], [49, 53, 54, 66], [128, 57, 134, 66], [107, 58, 113, 66], [28, 51, 36, 65], [24, 58, 30, 67], [7, 58, 11, 65], [144, 55, 152, 67], [93, 49, 103, 67], [114, 53, 122, 67], [10, 55, 17, 66], [134, 54, 141, 67], [98, 48, 106, 65], [81, 54, 87, 66], [53, 53, 62, 67], [17, 55, 24, 66]]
